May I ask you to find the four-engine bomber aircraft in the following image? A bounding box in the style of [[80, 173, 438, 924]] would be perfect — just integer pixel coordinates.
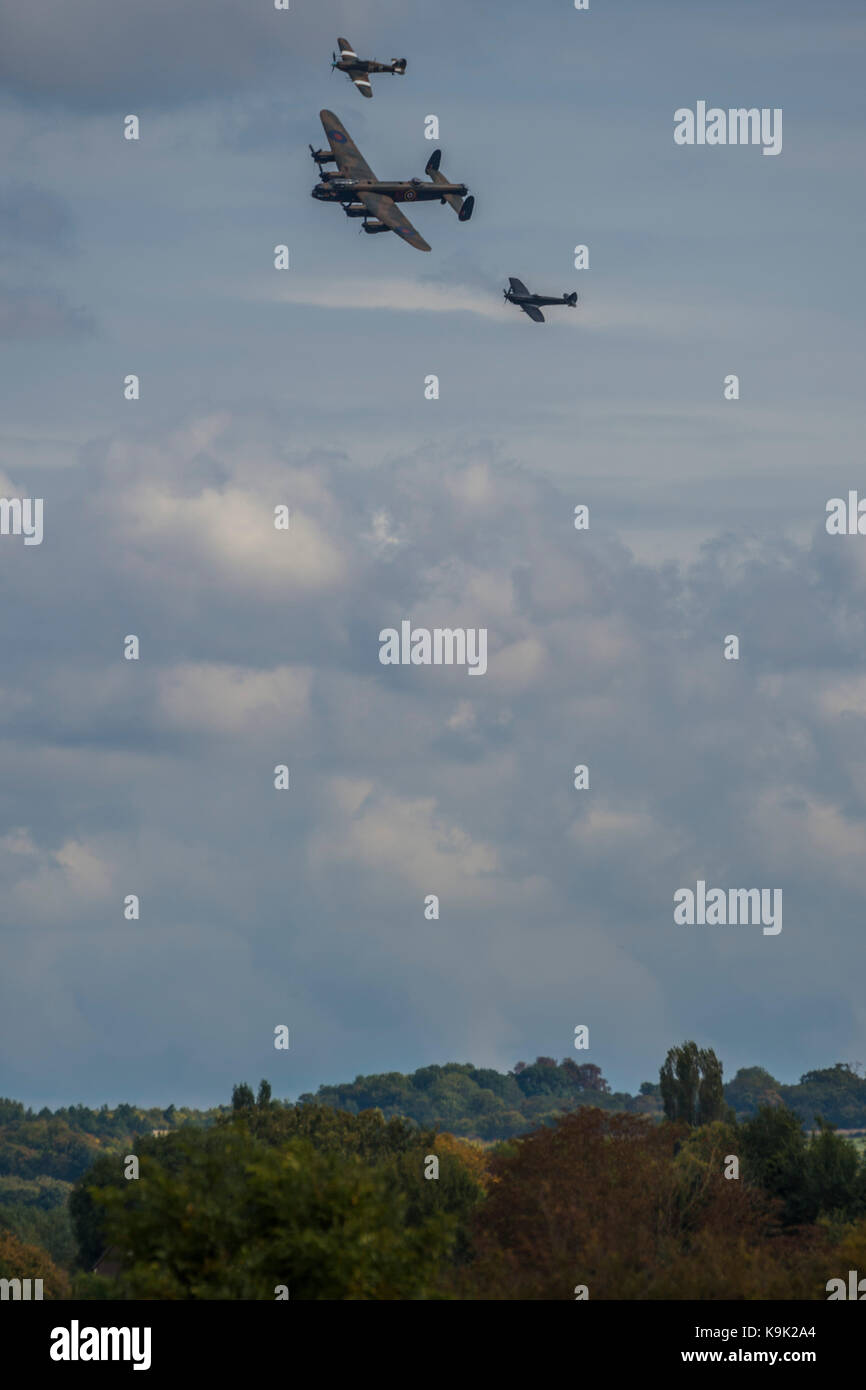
[[504, 278, 578, 322], [311, 110, 474, 253], [332, 37, 407, 97]]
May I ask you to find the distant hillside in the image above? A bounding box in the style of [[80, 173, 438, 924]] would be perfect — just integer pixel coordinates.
[[0, 1097, 224, 1264], [298, 1058, 866, 1139], [724, 1062, 866, 1128], [298, 1058, 662, 1139]]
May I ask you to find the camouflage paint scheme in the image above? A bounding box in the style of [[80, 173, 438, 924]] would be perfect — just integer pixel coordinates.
[[332, 37, 407, 98], [311, 111, 474, 254], [504, 277, 578, 323]]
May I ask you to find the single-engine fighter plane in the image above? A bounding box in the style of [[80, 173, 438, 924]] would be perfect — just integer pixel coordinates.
[[504, 278, 578, 322], [310, 110, 474, 253], [331, 37, 406, 97]]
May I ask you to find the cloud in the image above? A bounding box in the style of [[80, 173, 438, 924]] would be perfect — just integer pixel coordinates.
[[0, 285, 95, 339], [0, 182, 76, 253], [156, 662, 312, 735], [1, 407, 864, 1104]]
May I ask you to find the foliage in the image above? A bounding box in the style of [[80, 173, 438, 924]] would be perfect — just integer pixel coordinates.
[[299, 1058, 637, 1138], [738, 1105, 866, 1228], [660, 1041, 728, 1127], [0, 1229, 69, 1298], [82, 1127, 457, 1299], [0, 1176, 75, 1266], [724, 1066, 784, 1116], [463, 1107, 829, 1299]]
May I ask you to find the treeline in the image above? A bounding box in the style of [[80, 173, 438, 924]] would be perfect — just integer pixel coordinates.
[[4, 1048, 866, 1299], [298, 1056, 866, 1136], [0, 1097, 223, 1183], [13, 1062, 866, 1300], [726, 1063, 866, 1130], [298, 1058, 661, 1137], [1, 1057, 864, 1189], [0, 1097, 223, 1268]]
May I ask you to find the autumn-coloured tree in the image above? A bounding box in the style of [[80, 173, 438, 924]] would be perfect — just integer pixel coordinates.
[[463, 1107, 829, 1299], [561, 1059, 610, 1093], [0, 1229, 69, 1299]]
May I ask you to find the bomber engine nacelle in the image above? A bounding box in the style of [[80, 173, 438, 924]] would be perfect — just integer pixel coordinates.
[[362, 219, 390, 234], [343, 203, 368, 217], [309, 145, 337, 166]]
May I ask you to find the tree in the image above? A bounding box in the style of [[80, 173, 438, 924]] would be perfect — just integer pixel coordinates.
[[738, 1104, 814, 1227], [86, 1127, 455, 1299], [804, 1118, 866, 1223], [231, 1083, 255, 1112], [0, 1229, 68, 1299], [659, 1041, 727, 1126], [256, 1080, 272, 1109], [463, 1106, 825, 1299], [724, 1066, 783, 1118]]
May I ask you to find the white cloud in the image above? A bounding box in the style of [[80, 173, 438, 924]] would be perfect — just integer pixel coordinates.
[[157, 662, 312, 734]]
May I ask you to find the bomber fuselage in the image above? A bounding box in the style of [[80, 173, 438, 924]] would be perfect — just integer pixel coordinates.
[[312, 178, 468, 203]]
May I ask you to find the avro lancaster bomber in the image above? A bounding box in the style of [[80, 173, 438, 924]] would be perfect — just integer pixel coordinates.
[[311, 110, 475, 253], [331, 37, 407, 97]]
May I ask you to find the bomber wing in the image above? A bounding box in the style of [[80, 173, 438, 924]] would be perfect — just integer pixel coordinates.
[[509, 277, 531, 297], [357, 192, 431, 252], [319, 110, 376, 180], [520, 303, 545, 322]]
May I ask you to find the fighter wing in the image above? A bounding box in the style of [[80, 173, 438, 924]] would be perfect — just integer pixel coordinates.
[[349, 71, 374, 97], [520, 303, 545, 322], [337, 37, 358, 62], [357, 192, 431, 252], [509, 277, 531, 297], [319, 110, 376, 180]]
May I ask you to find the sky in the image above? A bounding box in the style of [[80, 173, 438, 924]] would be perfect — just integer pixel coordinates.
[[1, 0, 865, 1109]]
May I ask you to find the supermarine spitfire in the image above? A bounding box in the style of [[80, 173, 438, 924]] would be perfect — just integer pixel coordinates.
[[331, 37, 407, 97], [310, 110, 474, 253], [504, 278, 578, 322]]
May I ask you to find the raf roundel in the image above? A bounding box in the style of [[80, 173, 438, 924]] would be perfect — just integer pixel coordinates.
[[328, 128, 346, 143]]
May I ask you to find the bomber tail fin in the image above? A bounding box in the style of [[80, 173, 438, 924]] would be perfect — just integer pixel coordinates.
[[425, 149, 471, 218]]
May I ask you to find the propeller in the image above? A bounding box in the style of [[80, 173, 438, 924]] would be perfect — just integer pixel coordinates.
[[331, 51, 338, 70]]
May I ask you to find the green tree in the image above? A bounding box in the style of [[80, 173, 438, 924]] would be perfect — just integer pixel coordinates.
[[739, 1104, 814, 1226], [805, 1117, 866, 1223], [231, 1082, 255, 1112], [659, 1041, 727, 1126], [88, 1127, 455, 1299]]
